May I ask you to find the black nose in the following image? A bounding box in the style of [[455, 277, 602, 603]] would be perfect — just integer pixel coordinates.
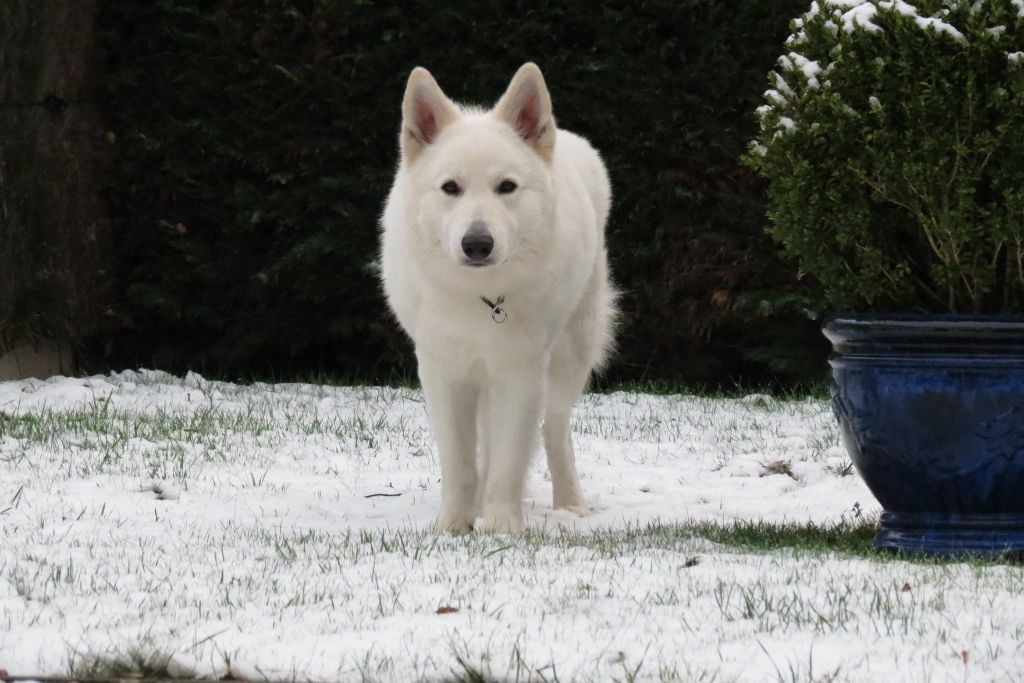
[[461, 223, 494, 262]]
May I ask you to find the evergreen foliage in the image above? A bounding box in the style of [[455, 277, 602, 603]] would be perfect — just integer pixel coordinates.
[[99, 0, 821, 385], [748, 0, 1024, 314]]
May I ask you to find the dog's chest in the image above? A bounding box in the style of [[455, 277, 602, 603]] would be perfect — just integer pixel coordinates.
[[411, 288, 561, 362]]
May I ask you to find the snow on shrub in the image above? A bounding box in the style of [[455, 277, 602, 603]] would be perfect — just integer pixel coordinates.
[[747, 0, 1024, 313]]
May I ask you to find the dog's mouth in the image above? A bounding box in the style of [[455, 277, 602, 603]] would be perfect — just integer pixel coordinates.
[[462, 258, 496, 268]]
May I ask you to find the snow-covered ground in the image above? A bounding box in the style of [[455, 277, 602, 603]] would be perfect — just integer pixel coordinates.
[[1, 371, 1020, 681]]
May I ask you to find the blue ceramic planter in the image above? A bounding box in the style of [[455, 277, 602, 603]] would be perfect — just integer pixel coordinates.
[[824, 315, 1024, 557]]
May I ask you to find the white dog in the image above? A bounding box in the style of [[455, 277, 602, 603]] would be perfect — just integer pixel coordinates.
[[380, 63, 616, 533]]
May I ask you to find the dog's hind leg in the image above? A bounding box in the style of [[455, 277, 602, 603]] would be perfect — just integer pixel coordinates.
[[543, 360, 591, 515], [542, 410, 589, 514]]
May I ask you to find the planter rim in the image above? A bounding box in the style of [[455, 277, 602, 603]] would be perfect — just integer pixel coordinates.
[[824, 313, 1024, 358], [826, 313, 1024, 330]]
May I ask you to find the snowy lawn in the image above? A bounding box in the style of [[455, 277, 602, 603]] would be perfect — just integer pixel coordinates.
[[1, 371, 1021, 682]]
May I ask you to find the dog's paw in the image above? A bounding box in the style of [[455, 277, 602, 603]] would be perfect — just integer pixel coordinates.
[[476, 505, 524, 534], [435, 509, 475, 535], [553, 493, 592, 517], [556, 503, 592, 518]]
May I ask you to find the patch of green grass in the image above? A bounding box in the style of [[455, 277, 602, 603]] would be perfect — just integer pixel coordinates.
[[695, 519, 878, 556], [221, 367, 421, 390], [826, 460, 855, 477], [590, 376, 832, 400], [514, 519, 879, 560], [686, 520, 1020, 566], [524, 519, 1020, 565], [69, 642, 172, 681]]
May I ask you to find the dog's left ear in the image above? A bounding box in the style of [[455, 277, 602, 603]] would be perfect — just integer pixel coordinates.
[[495, 63, 556, 161]]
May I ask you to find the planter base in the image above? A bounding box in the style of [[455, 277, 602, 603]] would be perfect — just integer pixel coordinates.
[[876, 512, 1024, 558]]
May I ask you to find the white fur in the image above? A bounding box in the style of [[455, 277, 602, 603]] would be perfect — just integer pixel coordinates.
[[380, 63, 616, 533]]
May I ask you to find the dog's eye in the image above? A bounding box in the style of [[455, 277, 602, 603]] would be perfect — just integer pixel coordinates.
[[441, 180, 461, 196], [496, 179, 518, 195]]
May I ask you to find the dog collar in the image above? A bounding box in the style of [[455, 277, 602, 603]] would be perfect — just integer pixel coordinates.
[[480, 295, 507, 323]]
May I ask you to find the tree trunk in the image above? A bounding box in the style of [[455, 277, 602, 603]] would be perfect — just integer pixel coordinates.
[[0, 0, 114, 378]]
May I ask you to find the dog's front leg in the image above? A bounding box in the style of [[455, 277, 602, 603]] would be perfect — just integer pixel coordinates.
[[477, 363, 545, 534], [419, 358, 478, 533]]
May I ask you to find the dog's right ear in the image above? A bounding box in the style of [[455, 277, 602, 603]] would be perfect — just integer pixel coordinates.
[[401, 67, 459, 164]]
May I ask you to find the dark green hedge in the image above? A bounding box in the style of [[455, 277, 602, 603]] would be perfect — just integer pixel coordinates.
[[97, 0, 826, 387]]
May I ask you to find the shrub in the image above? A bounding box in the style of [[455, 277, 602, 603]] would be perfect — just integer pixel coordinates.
[[747, 0, 1024, 314]]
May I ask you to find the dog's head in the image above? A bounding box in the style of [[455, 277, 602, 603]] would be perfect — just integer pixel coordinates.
[[397, 63, 557, 270]]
